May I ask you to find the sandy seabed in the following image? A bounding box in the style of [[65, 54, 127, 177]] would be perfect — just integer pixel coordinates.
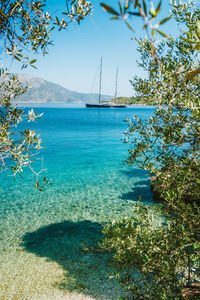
[[0, 235, 126, 300]]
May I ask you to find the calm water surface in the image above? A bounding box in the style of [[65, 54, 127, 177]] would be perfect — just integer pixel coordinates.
[[0, 106, 155, 298]]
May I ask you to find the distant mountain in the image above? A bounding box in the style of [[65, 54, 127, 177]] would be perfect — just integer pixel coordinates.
[[13, 74, 111, 104]]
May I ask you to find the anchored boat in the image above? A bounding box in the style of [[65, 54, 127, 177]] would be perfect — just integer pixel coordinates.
[[86, 57, 126, 108]]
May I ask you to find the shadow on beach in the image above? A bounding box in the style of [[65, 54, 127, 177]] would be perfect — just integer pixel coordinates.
[[21, 169, 152, 298], [21, 219, 125, 299]]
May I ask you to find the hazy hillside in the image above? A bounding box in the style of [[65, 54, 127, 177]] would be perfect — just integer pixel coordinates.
[[13, 74, 111, 103]]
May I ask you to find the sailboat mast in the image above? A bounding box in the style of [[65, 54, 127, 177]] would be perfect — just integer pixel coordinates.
[[98, 56, 102, 104], [114, 67, 118, 105]]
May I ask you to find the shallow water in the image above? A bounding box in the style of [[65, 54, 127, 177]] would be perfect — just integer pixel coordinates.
[[0, 106, 154, 299]]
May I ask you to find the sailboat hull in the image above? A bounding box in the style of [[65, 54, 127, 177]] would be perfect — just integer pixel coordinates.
[[86, 103, 126, 108]]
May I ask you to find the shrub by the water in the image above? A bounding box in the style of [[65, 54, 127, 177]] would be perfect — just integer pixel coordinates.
[[101, 202, 200, 299], [101, 0, 200, 298]]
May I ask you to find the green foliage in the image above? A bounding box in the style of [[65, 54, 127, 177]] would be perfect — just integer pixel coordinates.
[[101, 202, 200, 299], [109, 96, 158, 105], [171, 0, 200, 51], [101, 0, 200, 298], [152, 161, 200, 207], [100, 0, 172, 43], [123, 1, 200, 210], [0, 72, 46, 187], [109, 97, 133, 104], [1, 0, 93, 68], [101, 0, 200, 79]]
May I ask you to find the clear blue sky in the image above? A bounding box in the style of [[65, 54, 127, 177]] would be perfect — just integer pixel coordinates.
[[6, 0, 173, 97]]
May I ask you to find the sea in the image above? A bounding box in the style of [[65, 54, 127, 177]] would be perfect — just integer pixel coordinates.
[[0, 105, 155, 299]]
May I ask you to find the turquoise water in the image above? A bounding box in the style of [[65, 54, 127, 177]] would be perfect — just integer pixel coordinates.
[[0, 106, 154, 298]]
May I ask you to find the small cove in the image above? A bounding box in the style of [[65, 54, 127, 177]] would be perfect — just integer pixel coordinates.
[[0, 106, 154, 299]]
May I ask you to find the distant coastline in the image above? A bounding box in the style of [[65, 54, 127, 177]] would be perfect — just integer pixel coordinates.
[[14, 103, 154, 109], [2, 74, 157, 107], [109, 96, 157, 106]]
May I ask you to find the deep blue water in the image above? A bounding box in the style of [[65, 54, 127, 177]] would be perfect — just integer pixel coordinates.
[[0, 106, 155, 297]]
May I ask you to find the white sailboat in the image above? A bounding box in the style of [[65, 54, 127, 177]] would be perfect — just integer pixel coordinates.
[[86, 57, 126, 108]]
